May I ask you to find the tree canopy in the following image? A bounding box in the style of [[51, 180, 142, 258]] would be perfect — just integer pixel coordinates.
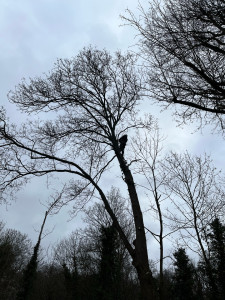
[[0, 47, 156, 299], [124, 0, 225, 130]]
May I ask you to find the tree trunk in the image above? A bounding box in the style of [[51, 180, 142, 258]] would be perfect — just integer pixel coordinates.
[[117, 153, 157, 299], [137, 263, 157, 299]]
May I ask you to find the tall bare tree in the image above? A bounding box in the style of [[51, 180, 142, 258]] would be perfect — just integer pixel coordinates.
[[0, 48, 156, 299], [124, 0, 225, 131], [162, 152, 225, 296], [131, 127, 168, 300]]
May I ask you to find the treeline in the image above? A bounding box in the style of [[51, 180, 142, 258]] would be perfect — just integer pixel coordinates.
[[1, 202, 224, 300]]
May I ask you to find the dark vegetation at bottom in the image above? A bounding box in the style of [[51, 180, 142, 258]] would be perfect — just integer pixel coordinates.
[[0, 217, 224, 300]]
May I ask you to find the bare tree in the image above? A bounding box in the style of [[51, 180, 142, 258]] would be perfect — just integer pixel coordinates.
[[83, 187, 136, 280], [0, 47, 156, 299], [84, 187, 135, 241], [162, 151, 225, 295], [123, 0, 225, 131], [131, 127, 169, 300], [53, 189, 137, 299]]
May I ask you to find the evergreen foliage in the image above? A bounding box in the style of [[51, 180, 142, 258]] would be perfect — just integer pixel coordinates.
[[172, 248, 196, 300], [98, 225, 122, 300], [208, 218, 225, 299], [1, 218, 225, 299]]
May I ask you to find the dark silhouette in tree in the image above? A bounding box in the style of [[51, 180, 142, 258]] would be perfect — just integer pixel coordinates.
[[119, 135, 128, 156]]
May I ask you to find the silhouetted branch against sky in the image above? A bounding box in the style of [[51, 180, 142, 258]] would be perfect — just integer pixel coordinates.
[[0, 44, 161, 297], [123, 0, 225, 131]]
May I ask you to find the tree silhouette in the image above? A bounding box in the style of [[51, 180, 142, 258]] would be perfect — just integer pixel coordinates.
[[0, 47, 156, 299], [207, 218, 225, 299], [173, 248, 196, 300], [124, 0, 225, 131]]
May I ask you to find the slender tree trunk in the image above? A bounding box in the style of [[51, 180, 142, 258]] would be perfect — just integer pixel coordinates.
[[192, 203, 218, 299], [159, 224, 164, 300], [152, 167, 164, 299], [17, 211, 48, 300]]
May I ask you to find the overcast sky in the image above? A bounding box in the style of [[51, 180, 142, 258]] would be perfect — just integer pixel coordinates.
[[0, 0, 225, 263]]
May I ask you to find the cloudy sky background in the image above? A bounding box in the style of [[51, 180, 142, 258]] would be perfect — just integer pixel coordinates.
[[0, 0, 225, 264]]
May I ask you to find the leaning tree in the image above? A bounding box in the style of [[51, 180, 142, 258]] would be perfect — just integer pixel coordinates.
[[0, 48, 156, 299]]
